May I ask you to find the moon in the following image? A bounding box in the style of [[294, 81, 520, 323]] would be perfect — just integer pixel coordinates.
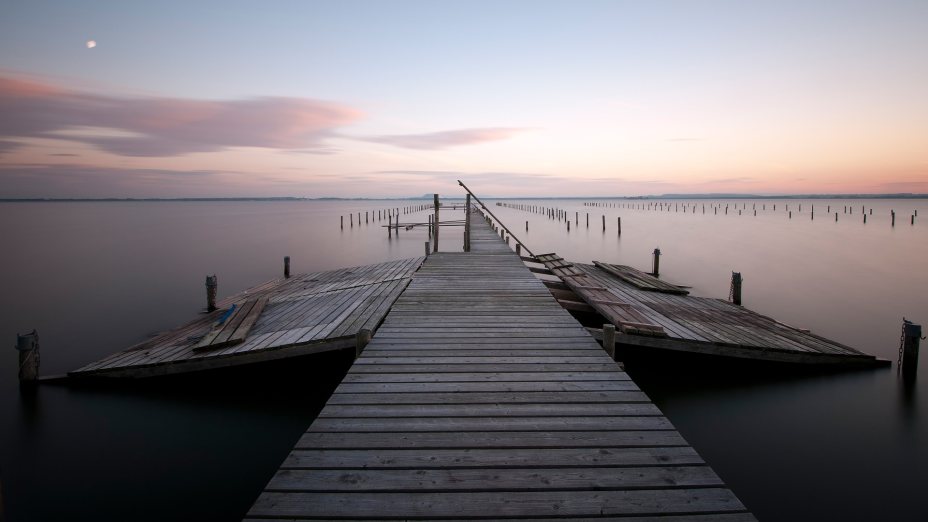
[[86, 40, 96, 49]]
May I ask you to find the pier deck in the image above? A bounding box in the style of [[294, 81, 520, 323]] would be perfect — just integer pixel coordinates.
[[536, 254, 883, 366], [70, 257, 424, 378], [247, 213, 753, 519]]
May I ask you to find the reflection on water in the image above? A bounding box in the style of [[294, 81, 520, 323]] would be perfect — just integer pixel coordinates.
[[0, 199, 926, 521]]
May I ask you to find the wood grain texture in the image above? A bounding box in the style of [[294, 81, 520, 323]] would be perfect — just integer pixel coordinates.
[[247, 212, 752, 520]]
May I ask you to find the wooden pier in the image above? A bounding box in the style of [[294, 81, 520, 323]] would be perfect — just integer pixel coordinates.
[[534, 254, 885, 366], [246, 212, 753, 519], [70, 257, 424, 378]]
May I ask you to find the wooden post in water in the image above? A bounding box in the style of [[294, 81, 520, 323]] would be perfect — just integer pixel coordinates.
[[602, 215, 606, 231], [205, 275, 218, 312], [16, 330, 39, 384], [355, 328, 372, 359], [340, 216, 343, 229], [516, 243, 522, 256], [424, 241, 430, 257], [284, 256, 291, 278], [433, 194, 439, 253], [731, 272, 742, 305], [901, 320, 921, 381], [617, 217, 621, 235], [388, 215, 392, 237], [603, 324, 616, 359], [892, 210, 896, 227], [652, 248, 661, 277], [464, 194, 471, 252], [525, 220, 529, 232]]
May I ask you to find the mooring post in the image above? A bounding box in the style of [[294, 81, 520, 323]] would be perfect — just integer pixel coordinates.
[[388, 215, 392, 237], [433, 193, 439, 253], [355, 328, 372, 359], [892, 210, 896, 227], [731, 272, 742, 305], [617, 217, 621, 235], [901, 320, 921, 381], [603, 323, 616, 360], [602, 215, 606, 231], [205, 275, 218, 312], [525, 220, 528, 232], [284, 256, 291, 278], [16, 330, 40, 384], [652, 248, 661, 277], [516, 243, 521, 256], [340, 215, 343, 229], [424, 241, 430, 257]]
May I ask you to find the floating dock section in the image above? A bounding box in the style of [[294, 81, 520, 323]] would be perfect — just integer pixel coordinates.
[[246, 212, 754, 519], [535, 254, 884, 366], [70, 257, 424, 378]]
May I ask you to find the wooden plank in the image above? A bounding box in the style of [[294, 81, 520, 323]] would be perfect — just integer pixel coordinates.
[[248, 488, 747, 518]]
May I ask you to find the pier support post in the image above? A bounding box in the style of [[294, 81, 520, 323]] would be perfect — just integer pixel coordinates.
[[340, 216, 343, 229], [16, 330, 39, 384], [516, 243, 521, 256], [901, 320, 921, 381], [652, 248, 661, 277], [603, 324, 616, 360], [617, 217, 621, 235], [433, 194, 439, 253], [425, 241, 430, 257], [355, 328, 372, 359], [205, 275, 218, 312], [464, 194, 471, 252], [731, 272, 742, 305], [284, 256, 291, 279]]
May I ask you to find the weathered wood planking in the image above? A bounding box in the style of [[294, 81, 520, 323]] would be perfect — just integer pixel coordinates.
[[540, 256, 884, 366], [247, 212, 753, 520], [69, 257, 424, 378]]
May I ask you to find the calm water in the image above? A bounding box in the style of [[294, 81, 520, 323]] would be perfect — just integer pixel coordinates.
[[1, 199, 926, 520]]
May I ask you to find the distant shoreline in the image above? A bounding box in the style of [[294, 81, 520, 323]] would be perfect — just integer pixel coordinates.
[[1, 193, 927, 202]]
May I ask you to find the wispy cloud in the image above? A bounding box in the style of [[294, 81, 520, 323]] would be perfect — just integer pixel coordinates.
[[363, 128, 529, 150], [0, 139, 21, 155], [0, 75, 362, 157]]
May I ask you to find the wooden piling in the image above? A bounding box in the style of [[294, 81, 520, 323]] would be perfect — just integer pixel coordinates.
[[464, 194, 471, 252], [205, 275, 218, 312], [731, 272, 742, 306], [652, 248, 661, 277], [617, 217, 621, 235], [425, 241, 430, 257], [603, 324, 616, 359], [602, 215, 605, 231], [16, 330, 39, 384], [433, 194, 439, 253], [892, 210, 896, 227], [284, 256, 291, 279], [902, 320, 921, 381], [340, 216, 343, 229], [516, 243, 521, 256]]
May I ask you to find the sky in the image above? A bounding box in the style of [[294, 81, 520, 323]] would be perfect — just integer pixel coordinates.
[[1, 0, 926, 198]]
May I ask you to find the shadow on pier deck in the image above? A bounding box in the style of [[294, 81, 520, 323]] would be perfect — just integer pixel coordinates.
[[246, 211, 754, 520]]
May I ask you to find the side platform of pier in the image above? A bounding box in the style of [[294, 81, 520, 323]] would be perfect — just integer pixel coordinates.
[[246, 212, 754, 520]]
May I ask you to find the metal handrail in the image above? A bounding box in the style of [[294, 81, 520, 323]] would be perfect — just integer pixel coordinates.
[[457, 180, 537, 258]]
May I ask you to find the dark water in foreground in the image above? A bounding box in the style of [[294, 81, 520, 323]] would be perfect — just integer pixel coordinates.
[[1, 199, 926, 520]]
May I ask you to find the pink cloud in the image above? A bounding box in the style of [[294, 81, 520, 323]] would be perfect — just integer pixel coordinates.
[[364, 127, 529, 150], [0, 75, 362, 157]]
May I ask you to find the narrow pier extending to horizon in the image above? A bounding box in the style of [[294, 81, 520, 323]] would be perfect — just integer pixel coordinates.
[[245, 210, 754, 520]]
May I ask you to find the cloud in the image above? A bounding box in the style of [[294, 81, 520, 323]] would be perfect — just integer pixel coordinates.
[[666, 138, 702, 143], [0, 75, 362, 157], [701, 177, 757, 184], [363, 127, 529, 150], [0, 139, 21, 155]]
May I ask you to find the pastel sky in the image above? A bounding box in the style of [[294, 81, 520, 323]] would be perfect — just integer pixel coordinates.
[[1, 0, 926, 197]]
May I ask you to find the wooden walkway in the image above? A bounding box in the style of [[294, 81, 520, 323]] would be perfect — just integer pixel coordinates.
[[536, 254, 884, 366], [247, 213, 753, 520], [70, 257, 424, 378]]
